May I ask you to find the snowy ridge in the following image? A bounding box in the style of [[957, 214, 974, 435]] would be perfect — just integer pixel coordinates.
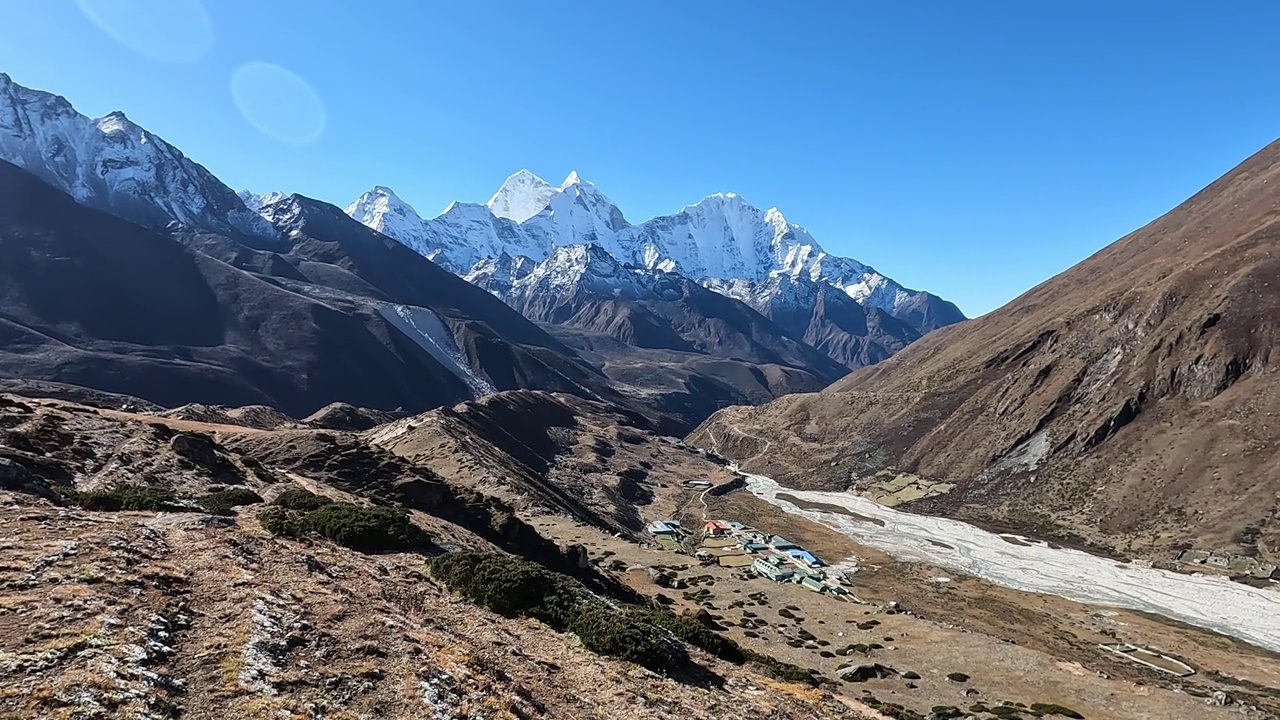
[[345, 188, 539, 272], [238, 189, 287, 213], [508, 243, 656, 304], [0, 73, 274, 238], [461, 252, 536, 298], [345, 170, 963, 327]]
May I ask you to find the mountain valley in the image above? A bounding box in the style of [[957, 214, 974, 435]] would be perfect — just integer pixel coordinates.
[[693, 137, 1280, 571], [3, 67, 1280, 720]]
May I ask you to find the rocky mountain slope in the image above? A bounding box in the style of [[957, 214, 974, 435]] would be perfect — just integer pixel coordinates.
[[489, 244, 848, 377], [461, 244, 851, 428], [0, 158, 630, 418], [706, 274, 923, 369], [0, 71, 953, 428], [0, 394, 862, 720], [693, 137, 1280, 563]]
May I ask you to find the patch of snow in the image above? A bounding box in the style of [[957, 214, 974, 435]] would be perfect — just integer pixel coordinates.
[[238, 189, 287, 214], [978, 429, 1051, 481], [378, 304, 496, 397]]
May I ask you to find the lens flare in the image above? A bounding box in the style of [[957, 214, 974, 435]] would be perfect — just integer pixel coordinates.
[[231, 62, 326, 146]]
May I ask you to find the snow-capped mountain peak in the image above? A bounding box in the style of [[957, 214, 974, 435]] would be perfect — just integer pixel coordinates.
[[343, 184, 438, 251], [561, 170, 584, 188], [0, 73, 274, 239], [487, 169, 555, 223], [345, 170, 964, 330], [238, 189, 287, 213]]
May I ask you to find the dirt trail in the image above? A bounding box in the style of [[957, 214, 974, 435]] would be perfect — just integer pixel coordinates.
[[97, 407, 273, 436]]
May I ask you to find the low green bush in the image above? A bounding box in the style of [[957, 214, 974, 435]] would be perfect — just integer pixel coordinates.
[[743, 649, 823, 686], [64, 484, 183, 512], [272, 488, 335, 512], [629, 609, 746, 664], [427, 552, 824, 685], [261, 498, 428, 554], [197, 487, 263, 515], [570, 605, 687, 673], [430, 552, 585, 628]]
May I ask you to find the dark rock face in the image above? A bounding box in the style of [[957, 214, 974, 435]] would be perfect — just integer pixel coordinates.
[[169, 433, 219, 467], [0, 457, 33, 487], [749, 278, 924, 370], [563, 543, 590, 570]]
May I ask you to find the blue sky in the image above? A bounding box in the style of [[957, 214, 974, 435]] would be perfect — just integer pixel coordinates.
[[2, 2, 1279, 316]]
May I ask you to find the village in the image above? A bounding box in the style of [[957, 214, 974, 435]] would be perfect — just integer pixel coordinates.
[[645, 516, 855, 599]]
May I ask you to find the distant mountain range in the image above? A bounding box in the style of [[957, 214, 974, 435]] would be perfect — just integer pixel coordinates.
[[343, 171, 965, 336], [0, 71, 963, 428]]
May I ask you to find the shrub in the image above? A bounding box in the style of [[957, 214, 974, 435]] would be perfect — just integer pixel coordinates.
[[744, 649, 823, 686], [306, 504, 427, 552], [261, 499, 429, 554], [1029, 704, 1084, 719], [272, 488, 335, 512], [569, 605, 687, 673], [430, 552, 585, 628], [428, 552, 825, 685], [260, 506, 305, 536], [65, 484, 183, 512], [630, 609, 747, 664], [197, 487, 263, 516]]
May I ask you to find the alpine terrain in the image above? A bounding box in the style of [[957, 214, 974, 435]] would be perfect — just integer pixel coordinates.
[[3, 68, 1278, 720], [0, 75, 631, 421], [694, 137, 1280, 567]]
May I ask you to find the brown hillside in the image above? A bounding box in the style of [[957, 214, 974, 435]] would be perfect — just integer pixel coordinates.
[[693, 138, 1280, 561]]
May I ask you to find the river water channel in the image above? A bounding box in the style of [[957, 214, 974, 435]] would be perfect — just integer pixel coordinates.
[[742, 469, 1280, 653]]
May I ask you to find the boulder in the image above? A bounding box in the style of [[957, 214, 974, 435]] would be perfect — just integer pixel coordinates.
[[0, 457, 33, 486], [170, 433, 220, 466], [563, 543, 590, 570], [1207, 691, 1234, 707], [836, 663, 898, 682]]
